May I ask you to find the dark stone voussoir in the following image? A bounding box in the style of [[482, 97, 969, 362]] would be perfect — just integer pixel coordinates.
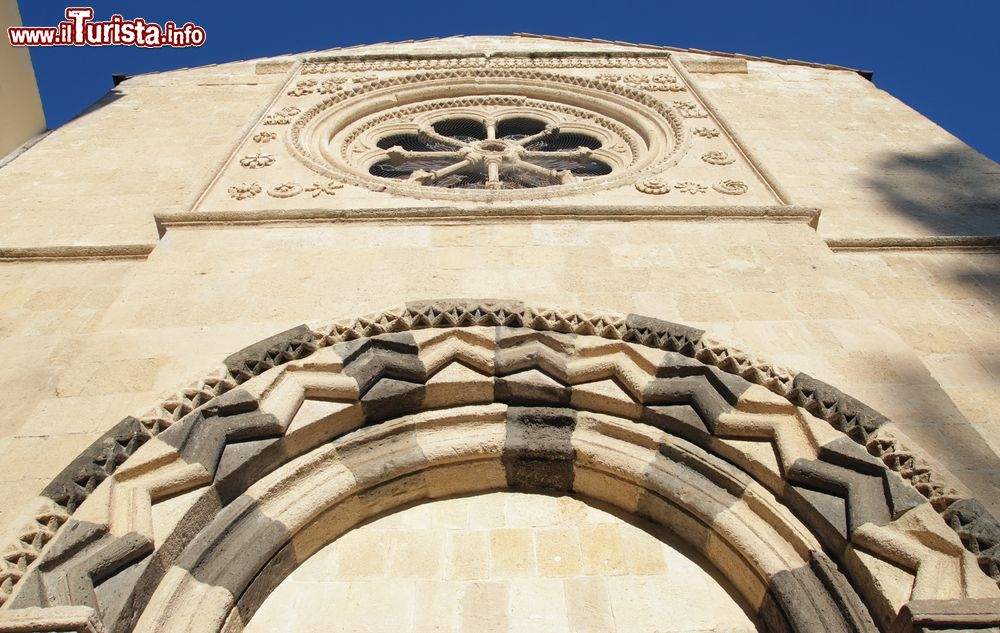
[[624, 313, 704, 353], [223, 324, 317, 383], [790, 374, 890, 440], [788, 456, 891, 536], [156, 389, 282, 476], [359, 378, 426, 425], [41, 417, 153, 512], [176, 499, 293, 599], [405, 298, 528, 329], [890, 597, 1000, 633], [503, 407, 576, 492], [942, 499, 1000, 582], [653, 351, 755, 402], [495, 370, 573, 407], [200, 387, 260, 417], [809, 550, 879, 633], [335, 332, 427, 397], [819, 436, 927, 519], [640, 376, 735, 433], [764, 558, 872, 633]]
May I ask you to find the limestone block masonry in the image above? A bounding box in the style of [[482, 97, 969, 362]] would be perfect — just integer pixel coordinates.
[[245, 492, 760, 633], [1, 35, 1000, 633]]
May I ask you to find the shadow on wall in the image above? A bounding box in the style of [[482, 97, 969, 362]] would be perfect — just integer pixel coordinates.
[[863, 144, 1000, 508], [865, 144, 1000, 237], [862, 143, 1000, 299]]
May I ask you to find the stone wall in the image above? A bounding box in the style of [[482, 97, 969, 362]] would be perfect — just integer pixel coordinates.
[[247, 492, 757, 632], [3, 221, 997, 534], [689, 58, 1000, 241], [1, 36, 999, 632]]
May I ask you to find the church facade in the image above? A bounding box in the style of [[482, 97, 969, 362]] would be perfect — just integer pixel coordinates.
[[1, 35, 999, 632]]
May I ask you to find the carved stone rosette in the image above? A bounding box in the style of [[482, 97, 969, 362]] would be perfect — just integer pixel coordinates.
[[713, 179, 749, 195], [635, 177, 670, 194]]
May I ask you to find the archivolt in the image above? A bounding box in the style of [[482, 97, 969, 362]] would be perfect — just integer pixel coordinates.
[[1, 300, 998, 633]]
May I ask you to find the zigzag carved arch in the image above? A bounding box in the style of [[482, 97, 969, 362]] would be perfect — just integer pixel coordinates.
[[0, 300, 998, 633]]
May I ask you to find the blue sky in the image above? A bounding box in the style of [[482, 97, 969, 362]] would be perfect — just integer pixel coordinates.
[[16, 0, 1000, 162]]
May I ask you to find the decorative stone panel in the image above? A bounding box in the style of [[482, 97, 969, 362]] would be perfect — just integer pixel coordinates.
[[192, 53, 786, 217]]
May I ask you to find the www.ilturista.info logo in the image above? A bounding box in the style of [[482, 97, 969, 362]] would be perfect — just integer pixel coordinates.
[[7, 7, 206, 48]]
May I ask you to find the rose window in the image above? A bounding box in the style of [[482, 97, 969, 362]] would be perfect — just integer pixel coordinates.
[[290, 73, 687, 200], [368, 116, 613, 189]]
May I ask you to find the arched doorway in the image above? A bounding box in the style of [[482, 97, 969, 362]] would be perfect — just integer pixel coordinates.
[[0, 300, 997, 633]]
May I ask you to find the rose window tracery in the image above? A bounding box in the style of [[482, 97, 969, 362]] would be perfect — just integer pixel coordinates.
[[289, 71, 690, 200], [368, 115, 612, 189]]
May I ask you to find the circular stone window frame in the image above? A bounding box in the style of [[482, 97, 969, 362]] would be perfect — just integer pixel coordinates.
[[288, 69, 691, 201], [348, 99, 633, 188]]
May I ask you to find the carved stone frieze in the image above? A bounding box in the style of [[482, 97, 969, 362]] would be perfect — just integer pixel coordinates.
[[289, 76, 371, 96], [596, 72, 687, 92], [300, 55, 678, 74]]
